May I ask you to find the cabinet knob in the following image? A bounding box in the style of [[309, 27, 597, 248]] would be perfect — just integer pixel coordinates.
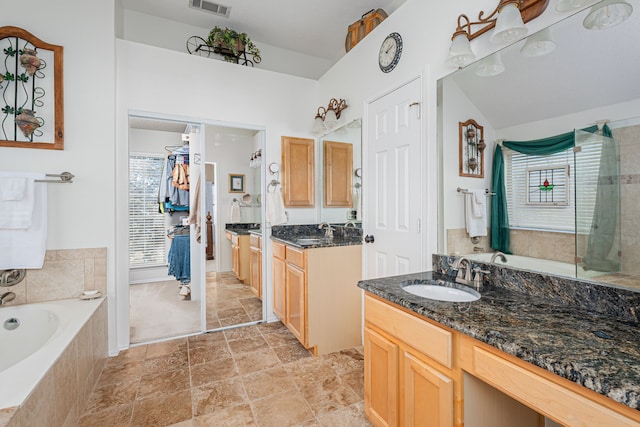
[[364, 235, 375, 243]]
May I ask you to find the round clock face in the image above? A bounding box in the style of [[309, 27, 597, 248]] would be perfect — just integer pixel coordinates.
[[379, 32, 402, 73]]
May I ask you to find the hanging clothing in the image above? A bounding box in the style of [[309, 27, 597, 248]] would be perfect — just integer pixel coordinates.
[[168, 234, 190, 282]]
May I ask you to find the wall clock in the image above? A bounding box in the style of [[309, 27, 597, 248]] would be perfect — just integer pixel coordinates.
[[378, 32, 403, 73]]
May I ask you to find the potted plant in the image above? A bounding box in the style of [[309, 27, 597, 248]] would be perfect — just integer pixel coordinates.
[[207, 26, 261, 63]]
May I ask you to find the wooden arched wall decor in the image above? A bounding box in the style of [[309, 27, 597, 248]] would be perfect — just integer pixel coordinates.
[[459, 119, 485, 178], [0, 26, 64, 150]]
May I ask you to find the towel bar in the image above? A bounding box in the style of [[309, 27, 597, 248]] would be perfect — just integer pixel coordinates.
[[456, 187, 494, 196], [35, 172, 75, 183]]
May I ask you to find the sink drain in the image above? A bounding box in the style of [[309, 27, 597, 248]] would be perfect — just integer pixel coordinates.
[[3, 317, 20, 330]]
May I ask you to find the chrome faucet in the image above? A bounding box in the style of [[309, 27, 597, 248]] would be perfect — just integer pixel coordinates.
[[344, 220, 357, 228], [318, 222, 334, 239], [490, 251, 508, 264], [0, 292, 16, 305], [451, 257, 472, 285]]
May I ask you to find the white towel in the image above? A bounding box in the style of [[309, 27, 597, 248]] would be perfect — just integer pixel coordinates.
[[354, 188, 362, 221], [0, 172, 41, 229], [0, 173, 47, 269], [266, 185, 287, 226], [465, 189, 487, 237], [229, 200, 241, 222], [0, 176, 28, 201]]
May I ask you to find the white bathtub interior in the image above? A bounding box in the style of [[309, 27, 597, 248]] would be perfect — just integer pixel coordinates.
[[0, 298, 103, 409]]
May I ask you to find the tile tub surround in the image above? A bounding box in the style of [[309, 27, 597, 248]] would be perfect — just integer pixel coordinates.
[[271, 224, 363, 249], [0, 247, 107, 306], [2, 298, 108, 427], [358, 268, 640, 411]]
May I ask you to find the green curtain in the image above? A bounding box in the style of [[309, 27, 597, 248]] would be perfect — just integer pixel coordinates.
[[490, 125, 598, 253], [583, 125, 620, 272]]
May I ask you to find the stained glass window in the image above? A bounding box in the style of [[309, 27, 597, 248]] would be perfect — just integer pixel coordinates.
[[526, 165, 569, 205]]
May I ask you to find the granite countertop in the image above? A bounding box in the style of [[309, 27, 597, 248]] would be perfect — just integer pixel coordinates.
[[270, 224, 363, 249], [358, 271, 640, 411], [225, 223, 260, 236]]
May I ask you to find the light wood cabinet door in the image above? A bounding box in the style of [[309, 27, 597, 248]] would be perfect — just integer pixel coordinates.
[[364, 327, 399, 427], [324, 140, 353, 207], [285, 264, 306, 345], [231, 244, 240, 277], [402, 351, 453, 427], [249, 246, 262, 299], [272, 254, 286, 322], [281, 136, 314, 207]]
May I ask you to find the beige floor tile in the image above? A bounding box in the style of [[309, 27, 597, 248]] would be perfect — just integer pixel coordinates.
[[262, 329, 300, 347], [342, 369, 365, 399], [242, 366, 298, 401], [142, 348, 189, 374], [188, 341, 231, 366], [130, 390, 192, 427], [137, 367, 191, 399], [251, 392, 315, 427], [190, 357, 238, 387], [107, 346, 148, 367], [97, 361, 144, 387], [188, 331, 226, 348], [272, 342, 314, 364], [322, 348, 364, 375], [77, 404, 133, 427], [191, 377, 248, 417], [317, 402, 372, 427], [225, 325, 262, 341], [83, 380, 139, 415], [299, 375, 360, 417], [192, 403, 256, 426], [145, 338, 188, 358], [220, 313, 253, 327], [228, 336, 270, 355], [234, 347, 282, 375]]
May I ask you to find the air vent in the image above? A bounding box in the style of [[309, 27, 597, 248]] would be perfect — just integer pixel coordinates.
[[189, 0, 231, 18]]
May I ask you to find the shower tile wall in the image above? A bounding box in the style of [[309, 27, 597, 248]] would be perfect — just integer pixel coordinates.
[[1, 247, 107, 306]]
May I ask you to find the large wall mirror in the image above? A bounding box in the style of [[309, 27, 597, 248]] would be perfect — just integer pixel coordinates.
[[438, 1, 640, 291], [319, 118, 362, 224]]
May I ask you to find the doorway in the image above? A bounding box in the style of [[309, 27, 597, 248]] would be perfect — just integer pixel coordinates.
[[126, 114, 266, 345]]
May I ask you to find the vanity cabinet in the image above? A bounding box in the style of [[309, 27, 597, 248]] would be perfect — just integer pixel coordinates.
[[364, 295, 455, 427], [364, 293, 640, 427], [227, 232, 250, 283], [323, 140, 353, 207], [271, 240, 362, 354], [249, 234, 262, 299], [281, 136, 314, 207]]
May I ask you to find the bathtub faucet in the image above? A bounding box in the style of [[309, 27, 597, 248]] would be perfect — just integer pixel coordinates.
[[0, 292, 16, 305], [490, 251, 508, 264]]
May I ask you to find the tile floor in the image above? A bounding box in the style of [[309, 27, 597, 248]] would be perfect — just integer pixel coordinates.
[[130, 271, 263, 343], [78, 321, 372, 427]]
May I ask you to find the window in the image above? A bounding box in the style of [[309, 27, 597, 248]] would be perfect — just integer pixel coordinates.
[[129, 155, 166, 267], [504, 142, 602, 233]]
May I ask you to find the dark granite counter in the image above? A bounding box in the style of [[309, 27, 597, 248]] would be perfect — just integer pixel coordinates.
[[225, 223, 260, 236], [358, 269, 640, 411], [271, 224, 362, 249]]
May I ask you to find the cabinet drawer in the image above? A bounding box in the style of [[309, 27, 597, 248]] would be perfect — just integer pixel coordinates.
[[250, 234, 261, 249], [365, 295, 452, 368], [471, 345, 638, 427], [272, 241, 286, 259], [285, 245, 305, 269]]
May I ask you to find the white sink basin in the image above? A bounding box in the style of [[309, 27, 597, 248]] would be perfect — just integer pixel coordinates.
[[402, 281, 480, 302]]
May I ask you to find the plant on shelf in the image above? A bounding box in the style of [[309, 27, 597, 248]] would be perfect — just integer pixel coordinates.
[[207, 26, 261, 63]]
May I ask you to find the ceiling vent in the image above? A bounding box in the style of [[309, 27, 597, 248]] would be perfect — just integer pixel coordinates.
[[189, 0, 231, 18]]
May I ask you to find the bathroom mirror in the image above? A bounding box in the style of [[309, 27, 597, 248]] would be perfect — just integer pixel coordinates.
[[319, 118, 362, 224], [437, 1, 640, 291]]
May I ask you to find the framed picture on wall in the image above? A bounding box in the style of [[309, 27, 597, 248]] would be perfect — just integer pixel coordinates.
[[229, 174, 245, 193]]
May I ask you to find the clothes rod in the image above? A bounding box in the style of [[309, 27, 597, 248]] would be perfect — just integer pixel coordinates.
[[456, 187, 495, 196], [36, 172, 75, 183]]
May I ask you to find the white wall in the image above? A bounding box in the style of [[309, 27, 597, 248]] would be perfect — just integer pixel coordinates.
[[122, 10, 333, 79], [1, 1, 117, 350]]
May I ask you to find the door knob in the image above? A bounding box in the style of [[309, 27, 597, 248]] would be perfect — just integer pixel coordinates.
[[364, 235, 375, 243]]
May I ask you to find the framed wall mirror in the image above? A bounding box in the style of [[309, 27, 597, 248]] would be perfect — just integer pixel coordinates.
[[437, 1, 640, 291]]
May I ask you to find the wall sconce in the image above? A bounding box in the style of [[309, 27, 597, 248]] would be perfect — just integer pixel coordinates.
[[446, 0, 549, 68], [313, 98, 348, 134], [583, 0, 633, 30]]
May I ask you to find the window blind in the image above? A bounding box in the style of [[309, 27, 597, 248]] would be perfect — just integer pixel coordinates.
[[504, 141, 601, 233], [129, 155, 167, 267]]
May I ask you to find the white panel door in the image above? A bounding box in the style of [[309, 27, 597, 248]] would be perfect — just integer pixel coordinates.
[[365, 78, 422, 279]]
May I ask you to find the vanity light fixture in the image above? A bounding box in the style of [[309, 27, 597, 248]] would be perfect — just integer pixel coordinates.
[[313, 98, 348, 134], [520, 27, 556, 57], [583, 0, 633, 30], [474, 52, 506, 76], [556, 0, 598, 12], [446, 0, 549, 68]]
